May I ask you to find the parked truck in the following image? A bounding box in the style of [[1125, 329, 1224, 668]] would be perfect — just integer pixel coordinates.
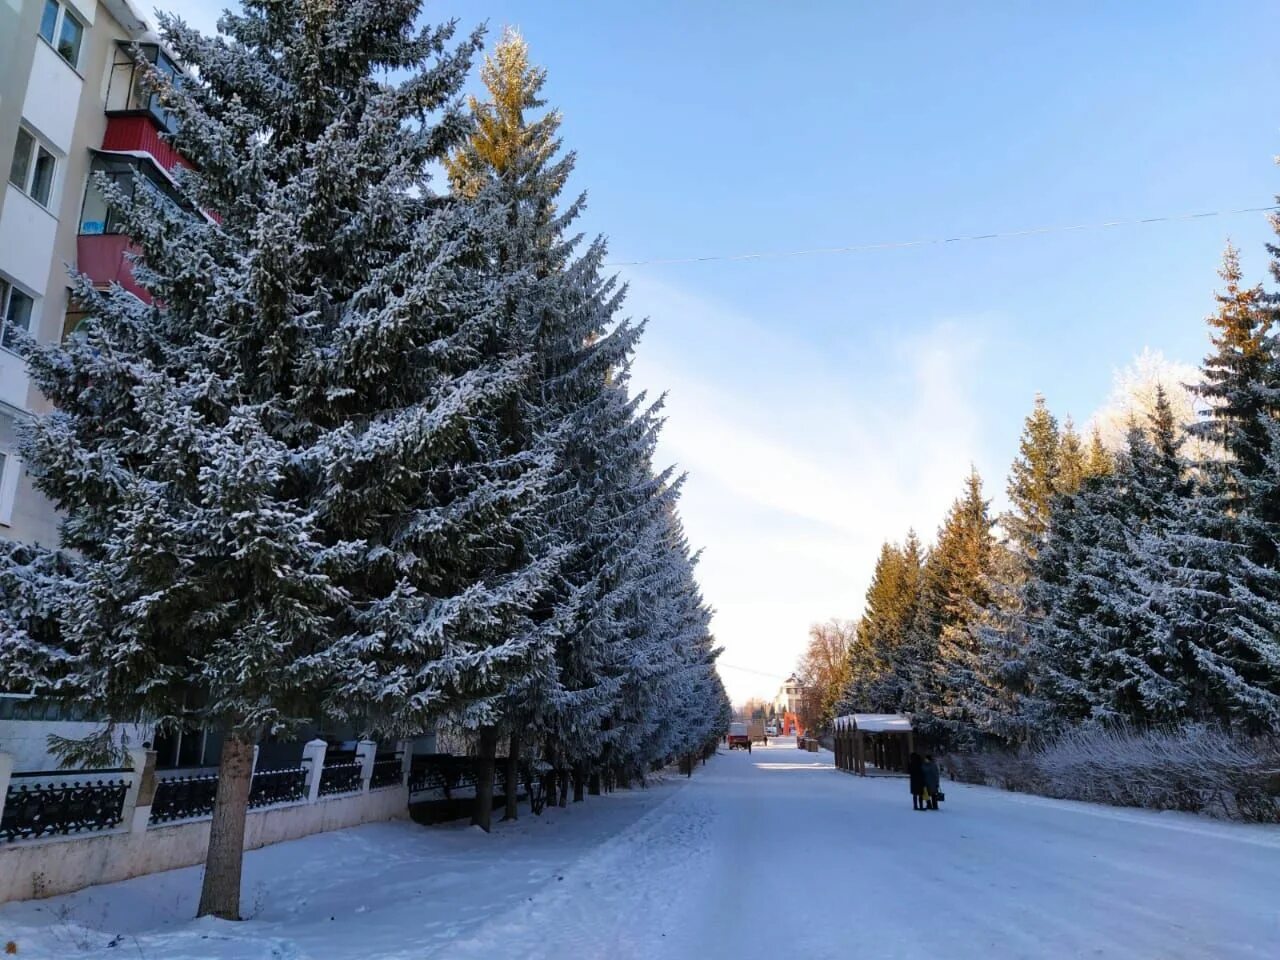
[[727, 721, 752, 751]]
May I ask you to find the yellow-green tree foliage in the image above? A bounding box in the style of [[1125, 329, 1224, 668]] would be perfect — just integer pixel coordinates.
[[445, 28, 567, 203]]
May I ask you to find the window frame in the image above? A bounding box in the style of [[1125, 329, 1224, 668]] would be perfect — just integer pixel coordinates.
[[0, 277, 37, 354], [38, 0, 85, 70], [0, 448, 15, 527], [8, 124, 58, 210]]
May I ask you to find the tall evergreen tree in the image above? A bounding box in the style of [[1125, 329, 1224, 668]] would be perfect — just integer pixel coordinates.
[[1187, 244, 1272, 514], [1029, 395, 1189, 728], [911, 469, 997, 746], [843, 533, 922, 712], [1056, 417, 1087, 495], [1084, 425, 1115, 479], [442, 29, 727, 799], [963, 396, 1063, 743], [1004, 395, 1061, 558], [0, 1, 564, 917]]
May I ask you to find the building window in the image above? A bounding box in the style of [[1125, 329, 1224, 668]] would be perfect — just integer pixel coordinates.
[[0, 278, 35, 351], [63, 294, 90, 342], [0, 450, 14, 526], [39, 0, 85, 69], [8, 126, 57, 209]]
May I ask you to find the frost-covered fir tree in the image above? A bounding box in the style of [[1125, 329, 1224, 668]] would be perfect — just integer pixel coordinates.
[[1004, 395, 1061, 559], [0, 1, 564, 917], [1188, 244, 1272, 520], [911, 469, 997, 747], [1028, 395, 1190, 728], [961, 397, 1065, 743], [1084, 425, 1115, 479], [442, 28, 727, 801]]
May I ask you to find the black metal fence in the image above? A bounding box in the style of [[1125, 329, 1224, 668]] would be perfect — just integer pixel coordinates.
[[149, 765, 310, 824], [150, 771, 218, 823], [408, 754, 476, 796], [249, 766, 307, 808], [318, 760, 363, 797], [1, 770, 131, 842], [369, 756, 403, 790]]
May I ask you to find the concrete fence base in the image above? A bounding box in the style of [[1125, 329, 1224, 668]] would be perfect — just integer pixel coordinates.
[[0, 783, 409, 904]]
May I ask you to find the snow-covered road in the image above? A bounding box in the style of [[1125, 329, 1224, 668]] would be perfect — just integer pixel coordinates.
[[4, 738, 1277, 959]]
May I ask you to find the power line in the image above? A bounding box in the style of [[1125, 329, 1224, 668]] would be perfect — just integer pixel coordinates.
[[717, 662, 791, 681], [606, 203, 1280, 268]]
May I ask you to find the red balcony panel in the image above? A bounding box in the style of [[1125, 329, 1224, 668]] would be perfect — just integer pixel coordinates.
[[102, 116, 191, 176], [77, 234, 153, 303]]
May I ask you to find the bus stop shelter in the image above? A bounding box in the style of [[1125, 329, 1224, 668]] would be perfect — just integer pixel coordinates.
[[832, 714, 913, 775]]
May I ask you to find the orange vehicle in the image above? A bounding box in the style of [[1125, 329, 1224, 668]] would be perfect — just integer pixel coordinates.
[[727, 721, 752, 751]]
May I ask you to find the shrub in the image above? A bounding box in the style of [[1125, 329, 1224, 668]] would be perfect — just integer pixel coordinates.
[[947, 725, 1280, 823]]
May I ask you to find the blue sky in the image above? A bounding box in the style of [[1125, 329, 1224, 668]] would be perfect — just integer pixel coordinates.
[[163, 1, 1280, 702]]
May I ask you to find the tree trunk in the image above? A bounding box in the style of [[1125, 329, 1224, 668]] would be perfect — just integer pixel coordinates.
[[502, 732, 520, 822], [196, 733, 255, 920], [557, 767, 569, 807], [588, 770, 601, 796], [573, 763, 586, 802], [471, 726, 499, 832]]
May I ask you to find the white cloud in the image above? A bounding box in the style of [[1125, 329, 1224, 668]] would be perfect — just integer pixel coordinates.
[[624, 273, 986, 703]]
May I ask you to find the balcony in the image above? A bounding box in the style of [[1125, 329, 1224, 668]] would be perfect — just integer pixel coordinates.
[[75, 151, 193, 303], [76, 234, 148, 302], [103, 42, 187, 174], [101, 116, 188, 176]]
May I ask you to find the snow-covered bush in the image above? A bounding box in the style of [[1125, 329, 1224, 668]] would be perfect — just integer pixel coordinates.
[[949, 725, 1280, 822], [1034, 725, 1279, 821]]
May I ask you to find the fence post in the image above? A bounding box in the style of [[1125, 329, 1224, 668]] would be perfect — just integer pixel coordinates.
[[125, 745, 156, 834], [0, 752, 12, 828], [398, 739, 413, 786], [302, 739, 327, 803], [357, 739, 377, 793]]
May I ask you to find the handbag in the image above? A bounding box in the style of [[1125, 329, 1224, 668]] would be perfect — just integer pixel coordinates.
[[935, 791, 945, 802]]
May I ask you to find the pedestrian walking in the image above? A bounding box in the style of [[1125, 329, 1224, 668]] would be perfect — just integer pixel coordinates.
[[922, 754, 942, 811], [908, 752, 925, 810]]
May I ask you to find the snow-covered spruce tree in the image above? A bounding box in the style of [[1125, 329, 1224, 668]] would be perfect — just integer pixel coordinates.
[[444, 29, 727, 798], [1027, 399, 1189, 729], [1084, 425, 1115, 479], [0, 1, 562, 918], [608, 508, 724, 779], [1175, 243, 1280, 730], [1187, 244, 1273, 522], [910, 468, 996, 748], [443, 28, 655, 813], [964, 395, 1068, 744]]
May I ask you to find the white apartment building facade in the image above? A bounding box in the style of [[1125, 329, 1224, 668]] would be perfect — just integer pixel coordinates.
[[0, 0, 199, 768], [0, 0, 161, 546]]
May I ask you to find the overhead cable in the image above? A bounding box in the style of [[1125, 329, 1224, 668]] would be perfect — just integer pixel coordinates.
[[606, 204, 1280, 268]]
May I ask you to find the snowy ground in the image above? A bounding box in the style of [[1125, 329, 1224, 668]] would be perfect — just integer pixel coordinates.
[[3, 738, 1278, 959]]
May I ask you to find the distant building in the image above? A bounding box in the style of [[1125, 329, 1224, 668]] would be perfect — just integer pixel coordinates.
[[773, 674, 805, 718]]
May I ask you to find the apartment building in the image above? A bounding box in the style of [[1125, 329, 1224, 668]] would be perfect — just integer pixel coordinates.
[[0, 0, 169, 546], [0, 0, 194, 767]]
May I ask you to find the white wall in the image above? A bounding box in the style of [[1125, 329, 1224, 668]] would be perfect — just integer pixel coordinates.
[[0, 189, 58, 295], [22, 39, 83, 154], [0, 718, 152, 771], [0, 785, 409, 903]]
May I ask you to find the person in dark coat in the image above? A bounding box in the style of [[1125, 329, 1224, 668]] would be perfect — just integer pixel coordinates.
[[922, 755, 942, 810], [908, 752, 925, 810]]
